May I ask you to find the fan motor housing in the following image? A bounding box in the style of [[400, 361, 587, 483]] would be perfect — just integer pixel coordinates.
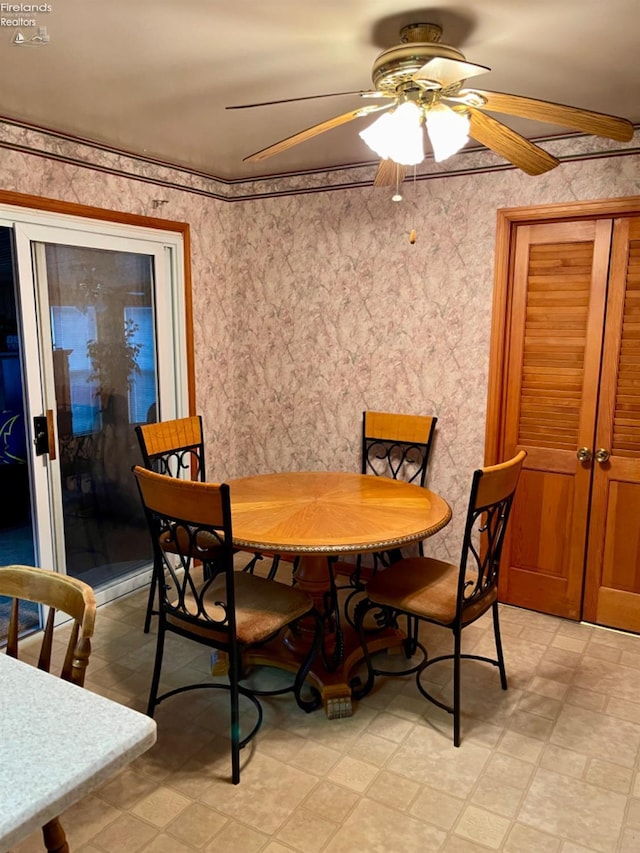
[[372, 23, 466, 93]]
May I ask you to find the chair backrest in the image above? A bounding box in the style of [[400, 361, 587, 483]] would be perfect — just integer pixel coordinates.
[[362, 411, 437, 486], [132, 465, 237, 636], [0, 565, 96, 686], [457, 450, 527, 618], [135, 415, 206, 481]]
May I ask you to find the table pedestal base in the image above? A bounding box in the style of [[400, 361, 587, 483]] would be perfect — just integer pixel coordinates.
[[243, 623, 405, 719]]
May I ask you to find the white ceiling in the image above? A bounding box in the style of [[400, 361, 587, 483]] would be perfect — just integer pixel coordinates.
[[0, 0, 638, 182]]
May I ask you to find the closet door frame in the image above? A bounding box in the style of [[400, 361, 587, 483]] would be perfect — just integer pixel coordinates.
[[486, 195, 640, 620]]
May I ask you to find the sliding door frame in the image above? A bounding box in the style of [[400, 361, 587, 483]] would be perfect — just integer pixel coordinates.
[[0, 190, 195, 603]]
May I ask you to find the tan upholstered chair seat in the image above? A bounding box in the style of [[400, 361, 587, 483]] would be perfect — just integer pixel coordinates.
[[366, 557, 497, 626], [168, 572, 313, 645]]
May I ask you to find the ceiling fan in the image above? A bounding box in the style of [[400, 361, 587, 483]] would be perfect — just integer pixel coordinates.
[[227, 22, 633, 185]]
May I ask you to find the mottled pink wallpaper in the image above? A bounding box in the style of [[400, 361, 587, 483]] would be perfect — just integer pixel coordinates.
[[0, 124, 638, 559]]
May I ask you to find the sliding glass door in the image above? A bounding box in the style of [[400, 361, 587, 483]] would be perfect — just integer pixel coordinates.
[[2, 208, 187, 605]]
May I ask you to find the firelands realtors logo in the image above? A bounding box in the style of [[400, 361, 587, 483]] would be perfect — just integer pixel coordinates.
[[2, 3, 52, 45]]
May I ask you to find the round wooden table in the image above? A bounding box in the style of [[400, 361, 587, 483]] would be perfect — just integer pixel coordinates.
[[229, 471, 451, 717]]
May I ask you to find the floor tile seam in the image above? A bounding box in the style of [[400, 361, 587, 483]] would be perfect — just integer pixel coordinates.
[[365, 705, 427, 746], [512, 690, 564, 723], [557, 687, 640, 747], [158, 806, 228, 851], [94, 777, 158, 818], [70, 801, 162, 853], [444, 797, 519, 852], [358, 751, 427, 816], [446, 735, 531, 843], [513, 813, 603, 853], [189, 802, 275, 847], [517, 759, 632, 850], [311, 789, 449, 853], [296, 777, 361, 852]]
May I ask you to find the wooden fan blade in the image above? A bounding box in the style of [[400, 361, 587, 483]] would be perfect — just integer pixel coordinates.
[[227, 90, 384, 109], [464, 89, 634, 142], [466, 108, 560, 175], [243, 104, 392, 162], [414, 57, 490, 88], [374, 159, 407, 187]]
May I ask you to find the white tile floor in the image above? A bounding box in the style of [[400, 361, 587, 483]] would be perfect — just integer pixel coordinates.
[[9, 580, 640, 853]]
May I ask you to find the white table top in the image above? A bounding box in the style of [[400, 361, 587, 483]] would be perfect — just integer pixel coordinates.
[[0, 654, 156, 852]]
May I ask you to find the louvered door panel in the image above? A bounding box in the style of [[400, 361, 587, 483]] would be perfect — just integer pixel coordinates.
[[518, 241, 593, 450], [584, 216, 640, 631], [499, 220, 611, 619], [612, 240, 640, 455]]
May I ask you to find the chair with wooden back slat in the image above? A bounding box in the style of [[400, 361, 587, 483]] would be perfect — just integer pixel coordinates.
[[335, 411, 438, 626], [135, 416, 265, 631], [362, 410, 437, 487], [135, 416, 217, 632], [135, 415, 206, 481], [0, 564, 96, 853], [133, 465, 322, 784], [353, 450, 526, 746]]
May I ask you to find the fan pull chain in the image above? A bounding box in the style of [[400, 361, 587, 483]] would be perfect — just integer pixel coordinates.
[[409, 166, 417, 244], [391, 162, 403, 202]]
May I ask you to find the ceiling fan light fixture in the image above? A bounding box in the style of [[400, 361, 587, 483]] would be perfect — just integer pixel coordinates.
[[426, 104, 470, 162], [359, 100, 424, 166]]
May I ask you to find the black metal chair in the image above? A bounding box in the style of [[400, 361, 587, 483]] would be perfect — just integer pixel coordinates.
[[135, 416, 213, 632], [362, 410, 437, 556], [334, 411, 438, 625], [136, 416, 268, 633], [133, 465, 322, 784], [353, 450, 526, 746]]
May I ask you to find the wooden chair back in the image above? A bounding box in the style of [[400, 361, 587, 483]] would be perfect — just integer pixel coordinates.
[[362, 411, 437, 486], [457, 450, 527, 621], [132, 465, 236, 633], [0, 564, 96, 686], [135, 415, 206, 481]]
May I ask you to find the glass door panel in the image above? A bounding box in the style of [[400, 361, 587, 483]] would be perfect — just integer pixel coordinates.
[[7, 212, 187, 605], [41, 243, 157, 588]]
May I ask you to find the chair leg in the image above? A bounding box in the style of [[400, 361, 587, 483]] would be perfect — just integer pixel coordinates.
[[143, 559, 161, 633], [404, 614, 419, 657], [42, 817, 69, 853], [492, 601, 508, 690], [147, 617, 166, 716], [453, 628, 462, 747], [229, 653, 241, 784]]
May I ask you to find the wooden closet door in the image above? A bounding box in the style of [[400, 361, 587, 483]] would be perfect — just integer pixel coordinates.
[[583, 216, 640, 631], [498, 219, 612, 619]]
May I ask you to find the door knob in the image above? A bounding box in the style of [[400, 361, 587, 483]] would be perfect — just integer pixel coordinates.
[[595, 448, 610, 463], [576, 447, 593, 462]]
